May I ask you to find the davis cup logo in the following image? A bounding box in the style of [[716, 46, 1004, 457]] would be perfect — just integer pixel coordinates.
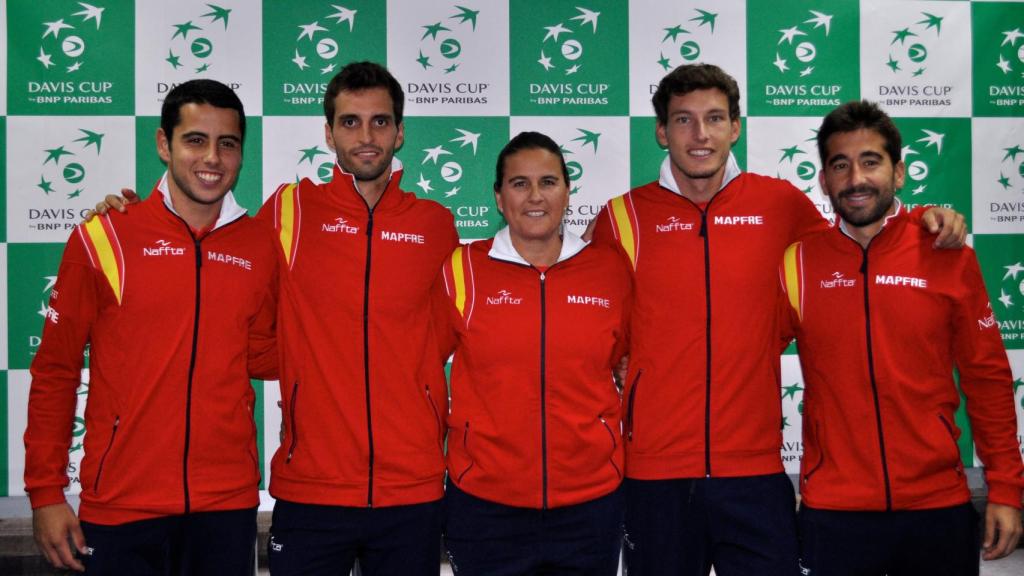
[[559, 128, 601, 196], [35, 2, 105, 75], [998, 144, 1024, 194], [164, 4, 232, 74], [414, 128, 481, 199], [535, 6, 600, 76], [772, 10, 832, 79], [999, 261, 1024, 314], [996, 27, 1024, 80], [886, 13, 943, 79], [902, 129, 945, 199], [656, 9, 717, 72], [36, 128, 105, 204], [290, 5, 357, 78], [415, 5, 479, 75], [297, 144, 335, 183], [775, 131, 819, 195]]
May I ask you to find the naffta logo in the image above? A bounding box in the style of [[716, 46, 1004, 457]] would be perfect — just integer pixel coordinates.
[[998, 261, 1024, 311], [37, 128, 105, 200], [885, 12, 943, 78], [536, 6, 601, 75], [290, 5, 357, 76], [997, 143, 1024, 194], [656, 8, 717, 72], [322, 217, 359, 234], [995, 27, 1024, 78], [35, 2, 105, 74], [143, 239, 186, 256], [656, 215, 694, 233], [415, 5, 479, 75], [559, 128, 601, 195], [165, 4, 232, 74], [298, 144, 334, 183], [772, 10, 833, 78], [775, 130, 819, 194], [486, 289, 523, 305], [820, 271, 856, 289], [415, 128, 481, 198]]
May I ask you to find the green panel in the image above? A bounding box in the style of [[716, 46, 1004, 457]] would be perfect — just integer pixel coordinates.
[[893, 117, 972, 231], [972, 2, 1024, 117], [7, 244, 66, 370], [974, 234, 1024, 350]]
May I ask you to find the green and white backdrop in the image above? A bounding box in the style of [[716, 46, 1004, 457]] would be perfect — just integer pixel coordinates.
[[1, 0, 1023, 504]]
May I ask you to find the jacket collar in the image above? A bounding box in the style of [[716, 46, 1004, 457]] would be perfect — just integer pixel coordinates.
[[658, 152, 741, 196], [328, 157, 406, 211], [488, 226, 589, 266], [837, 198, 905, 242], [155, 171, 247, 230]]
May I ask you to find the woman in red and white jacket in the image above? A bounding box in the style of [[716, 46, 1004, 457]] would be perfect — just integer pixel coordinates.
[[436, 131, 632, 576]]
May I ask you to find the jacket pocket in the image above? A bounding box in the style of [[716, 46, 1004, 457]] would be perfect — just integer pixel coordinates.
[[285, 381, 299, 463], [93, 416, 120, 493], [625, 370, 643, 442], [456, 422, 475, 483], [937, 413, 964, 477], [599, 415, 622, 480], [803, 420, 825, 485], [426, 385, 443, 451]]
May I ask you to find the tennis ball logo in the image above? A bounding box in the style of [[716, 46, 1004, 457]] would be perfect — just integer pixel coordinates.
[[679, 40, 700, 61], [441, 161, 463, 183], [908, 44, 928, 64], [566, 161, 583, 181], [190, 38, 213, 58], [62, 36, 86, 58], [795, 161, 816, 181], [317, 162, 334, 182], [440, 38, 462, 59], [561, 39, 583, 61], [907, 160, 929, 181], [317, 38, 339, 60], [63, 163, 86, 184], [795, 42, 816, 64]]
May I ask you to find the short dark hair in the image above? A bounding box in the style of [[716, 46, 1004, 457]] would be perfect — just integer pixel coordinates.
[[817, 100, 902, 165], [494, 132, 570, 192], [160, 79, 245, 146], [324, 61, 404, 126], [652, 63, 741, 125]]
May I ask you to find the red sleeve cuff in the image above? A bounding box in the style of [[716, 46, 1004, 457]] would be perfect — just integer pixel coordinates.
[[28, 486, 68, 510]]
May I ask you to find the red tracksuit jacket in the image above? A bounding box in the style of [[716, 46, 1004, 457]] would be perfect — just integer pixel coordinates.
[[258, 161, 459, 507], [25, 181, 278, 525], [438, 229, 632, 509], [780, 205, 1023, 511]]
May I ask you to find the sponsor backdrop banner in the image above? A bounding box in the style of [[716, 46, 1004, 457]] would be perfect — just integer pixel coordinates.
[[2, 0, 1022, 505]]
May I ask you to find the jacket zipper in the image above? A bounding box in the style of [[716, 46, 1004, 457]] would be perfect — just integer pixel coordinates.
[[697, 208, 713, 477], [286, 382, 299, 462], [539, 271, 549, 510], [363, 210, 376, 507], [625, 370, 643, 441], [599, 415, 622, 479], [426, 385, 443, 450], [456, 422, 475, 483], [859, 248, 893, 511], [180, 234, 204, 514], [938, 413, 964, 476], [803, 420, 825, 485], [93, 416, 119, 492]]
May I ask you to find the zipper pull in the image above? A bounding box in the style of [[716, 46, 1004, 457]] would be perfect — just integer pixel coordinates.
[[698, 211, 708, 238]]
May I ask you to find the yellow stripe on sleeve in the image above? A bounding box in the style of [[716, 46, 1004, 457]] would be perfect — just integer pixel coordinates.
[[279, 184, 296, 266], [83, 218, 123, 304], [609, 196, 636, 268], [451, 247, 466, 317], [783, 243, 802, 322]]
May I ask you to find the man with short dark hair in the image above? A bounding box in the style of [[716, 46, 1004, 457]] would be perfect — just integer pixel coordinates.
[[26, 79, 278, 574], [589, 64, 966, 576], [258, 61, 459, 575], [780, 99, 1023, 576]]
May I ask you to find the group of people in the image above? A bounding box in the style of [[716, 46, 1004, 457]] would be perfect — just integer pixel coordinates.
[[22, 59, 1022, 576]]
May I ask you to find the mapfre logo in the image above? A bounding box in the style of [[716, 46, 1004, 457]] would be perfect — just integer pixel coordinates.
[[567, 294, 610, 308], [486, 289, 523, 305], [820, 271, 856, 289], [322, 217, 359, 234], [655, 215, 694, 233], [143, 239, 185, 256]]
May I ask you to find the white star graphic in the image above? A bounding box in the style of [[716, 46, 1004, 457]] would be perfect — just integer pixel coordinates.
[[73, 2, 104, 29], [800, 66, 814, 77], [321, 63, 336, 75], [778, 26, 806, 45], [327, 5, 357, 31], [538, 51, 554, 71], [1004, 262, 1024, 281], [570, 7, 600, 33], [42, 19, 74, 39], [804, 11, 832, 35], [773, 53, 788, 73], [298, 21, 326, 41], [916, 130, 944, 155], [43, 276, 58, 292], [451, 129, 481, 155], [292, 49, 308, 70], [416, 173, 433, 194], [999, 289, 1014, 308], [67, 61, 82, 72], [997, 55, 1012, 74], [911, 184, 927, 196], [902, 145, 919, 158], [544, 22, 571, 42], [1001, 28, 1024, 47], [37, 47, 54, 68], [445, 186, 461, 198], [566, 64, 581, 75], [422, 145, 452, 165]]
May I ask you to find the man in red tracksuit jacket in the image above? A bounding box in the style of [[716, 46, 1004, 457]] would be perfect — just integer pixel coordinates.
[[258, 62, 459, 576], [589, 64, 966, 576], [779, 99, 1023, 576], [25, 80, 278, 575]]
